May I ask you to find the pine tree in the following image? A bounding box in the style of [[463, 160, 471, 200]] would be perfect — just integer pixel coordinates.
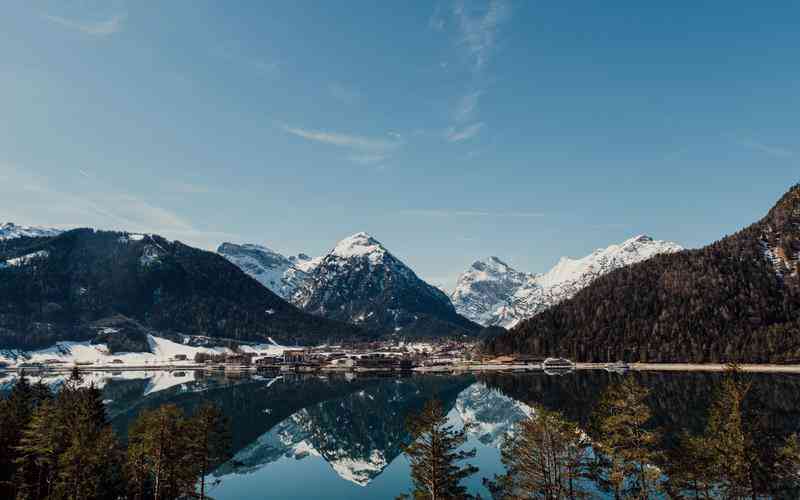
[[701, 373, 753, 498], [126, 404, 197, 500], [485, 407, 591, 499], [590, 376, 662, 499], [13, 399, 60, 500], [55, 383, 124, 500], [399, 399, 478, 500], [190, 403, 232, 500]]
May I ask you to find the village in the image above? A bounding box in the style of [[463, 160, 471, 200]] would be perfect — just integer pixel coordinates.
[[0, 339, 580, 375]]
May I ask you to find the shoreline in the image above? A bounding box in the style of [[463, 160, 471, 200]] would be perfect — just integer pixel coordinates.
[[4, 362, 800, 375]]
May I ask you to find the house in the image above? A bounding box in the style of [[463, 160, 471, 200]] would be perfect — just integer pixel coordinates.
[[226, 353, 254, 366], [328, 357, 356, 369], [282, 349, 311, 364], [356, 354, 401, 370]]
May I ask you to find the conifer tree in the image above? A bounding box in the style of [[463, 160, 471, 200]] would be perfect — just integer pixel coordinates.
[[14, 399, 60, 500], [590, 376, 662, 499], [485, 407, 591, 499], [126, 404, 197, 500], [190, 403, 232, 500], [399, 399, 478, 500]]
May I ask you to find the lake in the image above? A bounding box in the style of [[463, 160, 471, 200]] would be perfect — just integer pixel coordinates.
[[2, 368, 799, 498]]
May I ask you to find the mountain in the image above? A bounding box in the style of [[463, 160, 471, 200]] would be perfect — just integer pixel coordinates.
[[0, 228, 365, 350], [452, 235, 683, 328], [214, 375, 474, 486], [0, 222, 62, 240], [454, 382, 533, 446], [485, 184, 800, 363], [217, 242, 319, 301], [295, 232, 481, 338]]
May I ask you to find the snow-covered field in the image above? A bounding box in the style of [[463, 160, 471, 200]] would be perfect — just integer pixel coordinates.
[[0, 335, 290, 369]]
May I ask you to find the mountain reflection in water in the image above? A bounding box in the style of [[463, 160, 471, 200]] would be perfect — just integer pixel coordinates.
[[3, 369, 799, 498]]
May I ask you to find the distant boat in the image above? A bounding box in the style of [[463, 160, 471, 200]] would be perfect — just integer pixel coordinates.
[[543, 357, 575, 376], [604, 361, 631, 373], [543, 357, 575, 369]]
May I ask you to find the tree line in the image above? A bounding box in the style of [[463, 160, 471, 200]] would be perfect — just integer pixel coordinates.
[[398, 366, 800, 499], [485, 184, 800, 363], [0, 369, 231, 500]]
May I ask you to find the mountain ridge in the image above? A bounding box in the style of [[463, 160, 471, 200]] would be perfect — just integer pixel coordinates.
[[452, 234, 683, 328], [484, 184, 800, 363], [0, 228, 366, 350]]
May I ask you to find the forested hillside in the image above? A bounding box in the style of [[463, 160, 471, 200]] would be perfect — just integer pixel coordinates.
[[0, 229, 366, 350], [485, 184, 800, 363]]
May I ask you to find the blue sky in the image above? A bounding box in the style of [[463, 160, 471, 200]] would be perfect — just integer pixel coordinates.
[[1, 1, 798, 288]]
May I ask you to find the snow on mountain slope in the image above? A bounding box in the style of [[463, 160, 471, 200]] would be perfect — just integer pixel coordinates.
[[454, 382, 534, 446], [296, 232, 480, 337], [452, 235, 683, 328], [0, 222, 62, 240], [0, 335, 288, 368], [217, 242, 318, 301]]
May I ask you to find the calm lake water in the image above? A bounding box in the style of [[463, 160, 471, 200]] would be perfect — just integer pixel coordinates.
[[3, 369, 800, 499]]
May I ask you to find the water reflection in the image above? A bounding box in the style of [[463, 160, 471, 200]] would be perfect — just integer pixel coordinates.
[[3, 369, 799, 498]]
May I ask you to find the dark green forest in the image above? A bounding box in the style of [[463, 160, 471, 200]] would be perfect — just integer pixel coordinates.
[[485, 184, 800, 362], [0, 229, 368, 350]]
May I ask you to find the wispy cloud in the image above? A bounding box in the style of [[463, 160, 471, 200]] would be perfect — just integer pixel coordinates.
[[738, 138, 794, 159], [328, 83, 361, 104], [45, 13, 126, 37], [453, 0, 510, 72], [401, 209, 545, 218], [0, 162, 232, 249], [445, 122, 484, 142], [281, 124, 403, 166], [453, 90, 482, 123], [432, 1, 509, 145]]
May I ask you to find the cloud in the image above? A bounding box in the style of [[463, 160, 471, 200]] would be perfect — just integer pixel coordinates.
[[453, 0, 510, 72], [45, 13, 126, 37], [401, 209, 545, 218], [0, 162, 231, 249], [738, 138, 794, 159], [281, 125, 403, 165], [454, 90, 482, 123], [445, 122, 484, 142], [328, 83, 361, 104]]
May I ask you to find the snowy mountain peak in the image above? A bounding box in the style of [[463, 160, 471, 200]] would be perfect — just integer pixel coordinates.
[[217, 242, 317, 301], [472, 256, 514, 273], [0, 222, 63, 240], [330, 232, 386, 262], [452, 234, 683, 328]]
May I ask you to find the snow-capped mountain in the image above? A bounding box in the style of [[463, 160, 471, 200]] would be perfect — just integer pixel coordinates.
[[217, 242, 320, 301], [454, 383, 534, 446], [452, 235, 684, 328], [0, 222, 62, 240], [295, 232, 480, 337]]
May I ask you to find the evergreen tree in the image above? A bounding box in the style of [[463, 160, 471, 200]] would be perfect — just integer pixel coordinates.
[[590, 376, 662, 499], [189, 403, 232, 500], [126, 404, 197, 500], [485, 407, 591, 499], [14, 399, 60, 500], [399, 399, 478, 500], [55, 384, 124, 500]]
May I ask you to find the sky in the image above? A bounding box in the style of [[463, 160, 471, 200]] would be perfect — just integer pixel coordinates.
[[1, 1, 799, 289]]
